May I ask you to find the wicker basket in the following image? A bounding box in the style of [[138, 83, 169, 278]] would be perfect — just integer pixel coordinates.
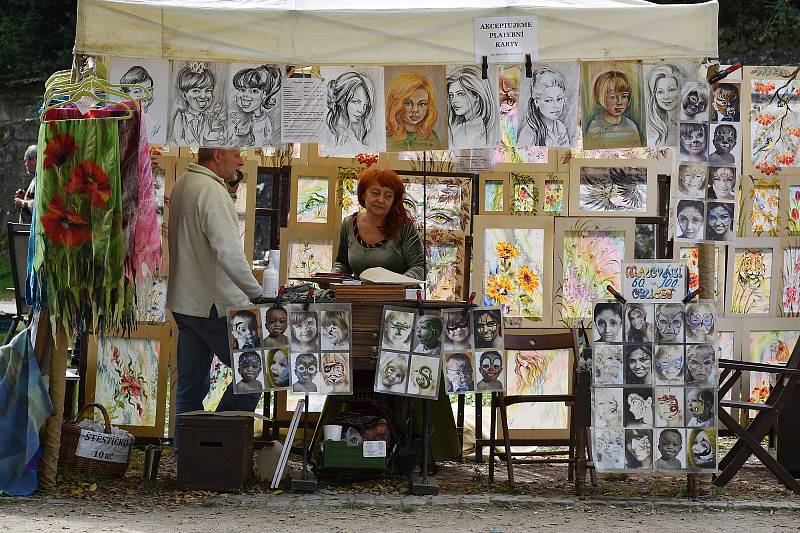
[[59, 403, 132, 478]]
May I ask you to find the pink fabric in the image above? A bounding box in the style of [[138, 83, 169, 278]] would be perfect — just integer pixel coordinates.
[[131, 108, 162, 280]]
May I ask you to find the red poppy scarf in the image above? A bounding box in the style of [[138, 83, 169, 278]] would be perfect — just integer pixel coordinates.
[[33, 116, 131, 337]]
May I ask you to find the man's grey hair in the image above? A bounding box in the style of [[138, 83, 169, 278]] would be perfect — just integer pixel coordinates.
[[24, 145, 37, 161]]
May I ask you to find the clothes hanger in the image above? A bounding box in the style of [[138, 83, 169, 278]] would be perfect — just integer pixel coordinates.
[[41, 76, 138, 122]]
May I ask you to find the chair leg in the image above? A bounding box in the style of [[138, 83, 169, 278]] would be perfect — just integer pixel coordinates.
[[488, 392, 496, 483], [499, 393, 514, 485], [567, 403, 576, 482], [586, 427, 598, 486], [575, 423, 586, 497], [3, 316, 19, 345], [475, 393, 484, 463]]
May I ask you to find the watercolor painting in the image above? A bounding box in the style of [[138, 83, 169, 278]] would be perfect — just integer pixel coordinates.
[[581, 61, 646, 150], [287, 239, 333, 285], [515, 61, 580, 148], [750, 77, 800, 173], [296, 176, 329, 223], [404, 182, 462, 232], [494, 64, 550, 164], [560, 229, 626, 323], [578, 166, 647, 213], [783, 245, 800, 316], [483, 228, 545, 319], [94, 337, 161, 427], [337, 167, 361, 220], [679, 246, 723, 310], [426, 237, 463, 301], [484, 180, 504, 212], [384, 65, 448, 152], [543, 180, 564, 213], [789, 185, 800, 235], [506, 349, 570, 430], [748, 330, 800, 403], [510, 173, 538, 215], [731, 248, 772, 314], [750, 184, 780, 236], [135, 276, 168, 323]]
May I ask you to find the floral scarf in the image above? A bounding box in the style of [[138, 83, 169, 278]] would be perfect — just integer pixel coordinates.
[[33, 116, 132, 338]]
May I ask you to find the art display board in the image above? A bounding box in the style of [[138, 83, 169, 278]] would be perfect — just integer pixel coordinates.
[[591, 299, 719, 473], [568, 158, 658, 218], [374, 306, 444, 399], [724, 237, 781, 317], [225, 302, 353, 395], [741, 317, 800, 406], [441, 307, 506, 394], [622, 261, 686, 304], [84, 325, 171, 438], [675, 74, 742, 244], [472, 215, 554, 328]]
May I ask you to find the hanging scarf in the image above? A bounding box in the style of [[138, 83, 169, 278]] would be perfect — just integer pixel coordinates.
[[132, 108, 162, 279], [33, 112, 132, 338], [118, 107, 140, 278]]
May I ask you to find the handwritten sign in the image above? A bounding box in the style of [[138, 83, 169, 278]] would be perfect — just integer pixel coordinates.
[[622, 262, 686, 303], [75, 429, 132, 463], [473, 16, 539, 63]]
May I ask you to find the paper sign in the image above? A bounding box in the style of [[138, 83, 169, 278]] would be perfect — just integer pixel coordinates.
[[451, 149, 495, 173], [75, 429, 132, 463], [473, 16, 539, 64], [363, 440, 387, 458], [622, 262, 686, 303], [280, 75, 326, 143]]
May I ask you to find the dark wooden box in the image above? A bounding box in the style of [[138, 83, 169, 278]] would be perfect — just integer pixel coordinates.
[[177, 415, 253, 491]]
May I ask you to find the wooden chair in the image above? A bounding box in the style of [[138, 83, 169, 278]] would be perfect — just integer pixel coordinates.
[[4, 222, 31, 344], [714, 338, 800, 493], [488, 331, 595, 495]]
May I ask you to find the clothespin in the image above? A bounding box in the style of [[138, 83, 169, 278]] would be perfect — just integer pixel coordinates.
[[303, 287, 314, 311], [708, 63, 742, 84], [272, 286, 286, 309], [416, 289, 424, 316], [461, 291, 476, 320], [606, 284, 627, 305], [481, 56, 488, 80], [524, 54, 533, 78], [682, 286, 705, 304]]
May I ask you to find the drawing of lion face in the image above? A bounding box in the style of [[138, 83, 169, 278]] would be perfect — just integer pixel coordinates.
[[737, 250, 766, 290]]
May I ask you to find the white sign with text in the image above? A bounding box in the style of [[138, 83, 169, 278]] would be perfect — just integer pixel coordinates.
[[473, 16, 539, 63], [622, 262, 687, 304], [75, 429, 132, 464]]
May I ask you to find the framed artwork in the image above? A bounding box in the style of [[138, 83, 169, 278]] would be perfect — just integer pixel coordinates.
[[510, 172, 539, 215], [505, 172, 569, 216], [781, 237, 800, 317], [780, 175, 800, 236], [334, 166, 363, 221], [478, 173, 509, 215], [505, 347, 572, 440], [514, 61, 580, 149], [741, 318, 800, 405], [553, 217, 635, 327], [740, 176, 781, 237], [399, 173, 472, 234], [725, 237, 781, 317], [289, 166, 336, 229], [84, 325, 171, 438], [278, 227, 337, 286], [568, 158, 657, 217], [673, 242, 727, 313], [743, 65, 800, 177], [472, 215, 554, 328], [424, 230, 466, 301]]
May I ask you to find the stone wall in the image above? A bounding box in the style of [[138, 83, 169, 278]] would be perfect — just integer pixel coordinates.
[[0, 84, 41, 250]]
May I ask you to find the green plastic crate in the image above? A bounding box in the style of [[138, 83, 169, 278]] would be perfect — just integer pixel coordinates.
[[319, 439, 387, 471]]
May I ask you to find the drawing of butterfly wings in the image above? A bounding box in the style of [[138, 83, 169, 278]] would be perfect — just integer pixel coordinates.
[[609, 168, 645, 210]]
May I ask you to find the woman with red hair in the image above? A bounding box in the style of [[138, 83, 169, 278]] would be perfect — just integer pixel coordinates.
[[332, 168, 425, 280], [385, 72, 444, 151]]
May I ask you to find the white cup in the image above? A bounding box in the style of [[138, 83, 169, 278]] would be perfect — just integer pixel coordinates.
[[323, 424, 343, 441]]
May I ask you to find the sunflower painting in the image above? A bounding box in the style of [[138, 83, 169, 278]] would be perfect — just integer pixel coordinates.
[[483, 228, 545, 319]]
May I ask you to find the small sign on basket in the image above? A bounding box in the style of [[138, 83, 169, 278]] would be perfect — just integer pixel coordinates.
[[75, 429, 133, 463]]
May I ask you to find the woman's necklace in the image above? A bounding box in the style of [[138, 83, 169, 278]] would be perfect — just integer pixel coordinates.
[[353, 213, 387, 249]]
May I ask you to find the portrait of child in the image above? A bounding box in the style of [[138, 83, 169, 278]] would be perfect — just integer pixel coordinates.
[[407, 354, 440, 398], [233, 351, 264, 394], [442, 310, 473, 352], [320, 352, 351, 394], [679, 81, 709, 122], [444, 352, 474, 393], [654, 387, 684, 427], [594, 387, 623, 428], [623, 387, 654, 428], [706, 200, 735, 242], [676, 200, 705, 241], [263, 306, 289, 348], [687, 428, 717, 469], [654, 345, 685, 385], [475, 350, 504, 391], [290, 311, 319, 352], [709, 82, 740, 122], [679, 122, 708, 163], [686, 344, 716, 385], [229, 309, 261, 349], [655, 428, 685, 470], [593, 344, 624, 385], [593, 302, 623, 343], [655, 304, 685, 343], [412, 314, 444, 355], [624, 344, 653, 385], [708, 123, 739, 165], [266, 348, 289, 388], [582, 62, 645, 150], [625, 303, 653, 343], [685, 301, 715, 343], [625, 428, 653, 469], [320, 310, 350, 351], [676, 165, 708, 199], [707, 166, 736, 200], [382, 309, 415, 351], [375, 351, 410, 394], [473, 309, 503, 349], [291, 352, 319, 393]]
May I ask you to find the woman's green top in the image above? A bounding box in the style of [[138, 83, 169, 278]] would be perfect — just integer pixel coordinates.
[[332, 214, 425, 280]]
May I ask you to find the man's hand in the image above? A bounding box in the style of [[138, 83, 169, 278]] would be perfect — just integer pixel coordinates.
[[14, 189, 25, 200], [250, 295, 270, 305]]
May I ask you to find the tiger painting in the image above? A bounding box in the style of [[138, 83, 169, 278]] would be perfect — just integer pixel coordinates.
[[732, 249, 770, 313], [711, 83, 740, 122]]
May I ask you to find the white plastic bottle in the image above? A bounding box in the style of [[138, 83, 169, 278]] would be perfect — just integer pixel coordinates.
[[262, 250, 280, 298]]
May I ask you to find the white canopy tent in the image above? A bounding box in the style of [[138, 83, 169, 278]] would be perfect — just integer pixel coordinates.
[[75, 0, 718, 64]]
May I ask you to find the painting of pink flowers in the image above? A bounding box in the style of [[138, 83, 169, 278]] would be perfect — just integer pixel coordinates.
[[783, 246, 800, 316], [94, 337, 161, 426]]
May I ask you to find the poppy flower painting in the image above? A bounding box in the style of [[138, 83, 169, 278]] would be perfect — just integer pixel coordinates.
[[65, 160, 112, 208], [43, 133, 77, 169], [41, 195, 91, 247]]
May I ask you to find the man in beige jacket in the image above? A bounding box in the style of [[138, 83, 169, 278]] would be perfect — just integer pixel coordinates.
[[167, 147, 265, 455]]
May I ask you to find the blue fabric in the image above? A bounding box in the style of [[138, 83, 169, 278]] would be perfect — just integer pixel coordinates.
[[25, 204, 45, 307], [0, 329, 54, 495]]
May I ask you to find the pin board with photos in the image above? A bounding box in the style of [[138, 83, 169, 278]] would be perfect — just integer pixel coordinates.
[[441, 307, 506, 394], [225, 302, 353, 395], [375, 306, 444, 399], [591, 298, 719, 473]]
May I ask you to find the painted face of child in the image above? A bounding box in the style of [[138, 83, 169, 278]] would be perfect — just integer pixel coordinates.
[[294, 353, 317, 384], [678, 206, 703, 238], [627, 393, 650, 421], [627, 348, 651, 380], [416, 317, 440, 345], [232, 316, 257, 347], [656, 350, 684, 380], [656, 395, 680, 422], [322, 322, 345, 345], [239, 355, 261, 383], [687, 389, 707, 418], [681, 128, 706, 155], [687, 309, 714, 337], [713, 127, 736, 155], [707, 206, 732, 236], [627, 433, 651, 462], [270, 351, 288, 383], [476, 313, 500, 343], [603, 89, 630, 118], [595, 309, 623, 342], [683, 91, 706, 117], [381, 357, 406, 387], [687, 346, 714, 383], [292, 316, 317, 344], [629, 309, 646, 331], [658, 431, 682, 460], [322, 357, 346, 385], [386, 316, 412, 344], [267, 310, 288, 337], [446, 357, 469, 388], [596, 393, 620, 423], [479, 352, 503, 383], [692, 430, 713, 464], [680, 167, 706, 192], [446, 318, 470, 343], [656, 307, 684, 341]]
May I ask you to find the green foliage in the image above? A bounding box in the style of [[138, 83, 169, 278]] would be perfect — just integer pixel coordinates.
[[0, 0, 77, 89]]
